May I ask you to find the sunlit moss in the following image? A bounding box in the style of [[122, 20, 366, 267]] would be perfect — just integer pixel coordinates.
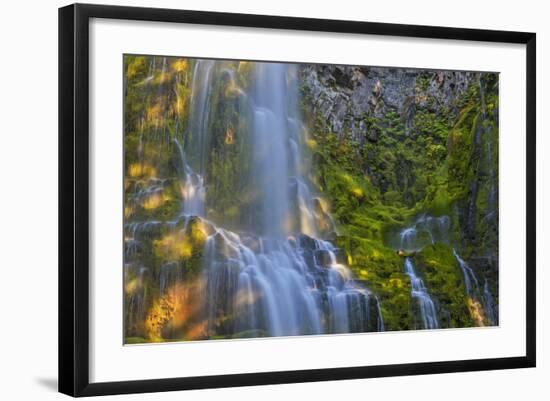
[[225, 127, 235, 144], [125, 278, 140, 295], [467, 297, 486, 327], [126, 56, 147, 80], [127, 163, 157, 178], [171, 59, 188, 73], [124, 205, 134, 219], [145, 102, 165, 126], [145, 295, 175, 342], [350, 187, 364, 199], [153, 233, 194, 260], [142, 192, 163, 210]]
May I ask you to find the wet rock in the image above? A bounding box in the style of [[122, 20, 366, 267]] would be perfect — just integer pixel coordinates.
[[297, 233, 317, 250], [367, 128, 378, 142], [301, 249, 315, 270], [174, 215, 215, 236], [209, 231, 231, 259], [333, 248, 347, 264], [241, 234, 261, 253]]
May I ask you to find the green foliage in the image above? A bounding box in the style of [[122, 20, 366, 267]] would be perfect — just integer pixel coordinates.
[[414, 244, 475, 327]]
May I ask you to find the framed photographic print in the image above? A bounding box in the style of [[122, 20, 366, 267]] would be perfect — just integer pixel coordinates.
[[58, 3, 536, 397]]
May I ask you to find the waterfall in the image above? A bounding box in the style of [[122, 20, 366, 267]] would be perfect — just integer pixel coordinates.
[[196, 61, 383, 337], [202, 227, 382, 336], [174, 138, 205, 217], [397, 215, 447, 329], [403, 258, 439, 330], [453, 248, 497, 326], [251, 63, 291, 237], [398, 214, 450, 252], [396, 215, 497, 328], [122, 60, 384, 339], [482, 278, 498, 325], [453, 248, 480, 295]]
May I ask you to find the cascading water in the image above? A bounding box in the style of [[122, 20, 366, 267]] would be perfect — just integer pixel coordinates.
[[173, 60, 384, 338], [403, 258, 439, 329], [398, 214, 450, 252], [398, 218, 440, 329], [453, 248, 497, 326], [173, 138, 205, 217], [396, 214, 497, 328], [203, 229, 383, 336], [482, 278, 498, 325], [453, 248, 480, 295]]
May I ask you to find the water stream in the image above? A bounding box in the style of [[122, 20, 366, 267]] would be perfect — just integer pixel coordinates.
[[398, 218, 440, 329], [397, 214, 497, 328], [403, 258, 439, 329]]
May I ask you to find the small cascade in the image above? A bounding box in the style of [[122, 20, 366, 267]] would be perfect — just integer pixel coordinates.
[[251, 63, 291, 237], [403, 258, 439, 330], [453, 248, 480, 295], [482, 278, 498, 326], [486, 138, 497, 219], [453, 248, 497, 326], [396, 214, 497, 328], [174, 138, 206, 217], [397, 215, 449, 329], [398, 214, 450, 252]]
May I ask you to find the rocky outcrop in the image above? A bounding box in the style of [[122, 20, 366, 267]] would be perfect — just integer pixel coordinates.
[[300, 64, 476, 142]]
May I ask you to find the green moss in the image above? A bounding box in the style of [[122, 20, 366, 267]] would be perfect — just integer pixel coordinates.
[[414, 244, 474, 328], [336, 235, 413, 330]]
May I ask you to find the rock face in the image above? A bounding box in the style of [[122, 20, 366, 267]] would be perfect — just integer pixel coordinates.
[[300, 64, 476, 142]]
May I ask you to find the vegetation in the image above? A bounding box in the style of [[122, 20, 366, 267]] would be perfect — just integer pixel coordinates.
[[123, 56, 499, 342]]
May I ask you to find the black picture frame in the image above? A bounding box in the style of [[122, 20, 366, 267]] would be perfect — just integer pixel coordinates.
[[59, 3, 536, 397]]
